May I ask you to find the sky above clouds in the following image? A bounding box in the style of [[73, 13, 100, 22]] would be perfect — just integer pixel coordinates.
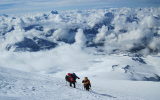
[[0, 0, 160, 14]]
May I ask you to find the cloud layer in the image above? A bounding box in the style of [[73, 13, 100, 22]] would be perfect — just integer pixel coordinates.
[[0, 7, 160, 80], [1, 7, 160, 53]]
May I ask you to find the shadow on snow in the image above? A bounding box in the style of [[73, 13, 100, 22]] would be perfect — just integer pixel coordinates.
[[90, 90, 116, 98]]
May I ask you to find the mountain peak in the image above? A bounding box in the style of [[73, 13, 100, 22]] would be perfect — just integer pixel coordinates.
[[51, 10, 59, 14]]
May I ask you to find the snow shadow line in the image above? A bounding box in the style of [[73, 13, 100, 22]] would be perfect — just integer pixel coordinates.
[[66, 83, 116, 98], [90, 90, 116, 98]]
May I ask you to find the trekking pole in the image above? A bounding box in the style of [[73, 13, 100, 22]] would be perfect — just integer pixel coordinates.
[[90, 87, 92, 91]]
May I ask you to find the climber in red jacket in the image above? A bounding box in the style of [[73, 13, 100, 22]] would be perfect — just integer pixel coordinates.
[[68, 73, 76, 88]]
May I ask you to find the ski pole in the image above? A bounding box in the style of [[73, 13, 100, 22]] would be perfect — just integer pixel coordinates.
[[90, 87, 92, 91]]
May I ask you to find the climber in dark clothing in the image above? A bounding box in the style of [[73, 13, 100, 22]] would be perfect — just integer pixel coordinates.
[[82, 77, 91, 91]]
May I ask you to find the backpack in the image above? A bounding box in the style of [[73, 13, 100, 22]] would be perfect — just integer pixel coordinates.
[[65, 75, 69, 82], [72, 73, 77, 79]]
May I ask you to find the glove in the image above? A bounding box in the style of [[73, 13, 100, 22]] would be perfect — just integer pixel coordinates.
[[78, 77, 80, 79]]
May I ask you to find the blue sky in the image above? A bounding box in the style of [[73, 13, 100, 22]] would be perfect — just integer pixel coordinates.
[[0, 0, 160, 14]]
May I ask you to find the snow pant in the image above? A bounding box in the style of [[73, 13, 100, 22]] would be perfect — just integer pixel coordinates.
[[70, 81, 75, 88], [84, 84, 90, 91]]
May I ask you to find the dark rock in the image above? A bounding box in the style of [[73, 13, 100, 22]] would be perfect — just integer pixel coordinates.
[[43, 14, 48, 19], [132, 58, 146, 64], [44, 29, 56, 37], [6, 37, 57, 52], [122, 65, 131, 73], [119, 29, 127, 33], [69, 28, 78, 33], [8, 26, 15, 32], [51, 11, 59, 14], [112, 65, 119, 71], [104, 12, 114, 19], [24, 25, 43, 32], [0, 14, 9, 17], [144, 74, 160, 81], [57, 38, 75, 44], [126, 15, 139, 23]]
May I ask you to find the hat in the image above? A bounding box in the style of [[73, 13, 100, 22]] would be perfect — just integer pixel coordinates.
[[84, 77, 88, 81]]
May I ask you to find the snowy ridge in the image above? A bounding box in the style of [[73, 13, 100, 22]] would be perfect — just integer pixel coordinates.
[[0, 66, 101, 100], [0, 66, 117, 100], [1, 66, 160, 100]]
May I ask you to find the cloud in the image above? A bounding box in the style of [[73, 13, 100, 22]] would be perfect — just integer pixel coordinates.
[[75, 29, 86, 47], [94, 25, 108, 43], [141, 16, 160, 28], [138, 48, 150, 55], [149, 37, 160, 51], [0, 7, 160, 76]]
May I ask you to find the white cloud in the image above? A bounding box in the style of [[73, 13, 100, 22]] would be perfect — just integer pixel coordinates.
[[140, 16, 160, 28], [149, 37, 160, 51], [138, 48, 150, 55], [94, 25, 108, 43], [75, 29, 86, 47], [1, 7, 160, 54]]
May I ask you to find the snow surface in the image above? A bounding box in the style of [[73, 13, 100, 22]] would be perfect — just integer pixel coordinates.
[[0, 7, 160, 100], [0, 51, 160, 100], [0, 64, 160, 100]]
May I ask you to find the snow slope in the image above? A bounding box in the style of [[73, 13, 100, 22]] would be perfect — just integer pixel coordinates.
[[1, 65, 160, 100], [0, 66, 104, 100]]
